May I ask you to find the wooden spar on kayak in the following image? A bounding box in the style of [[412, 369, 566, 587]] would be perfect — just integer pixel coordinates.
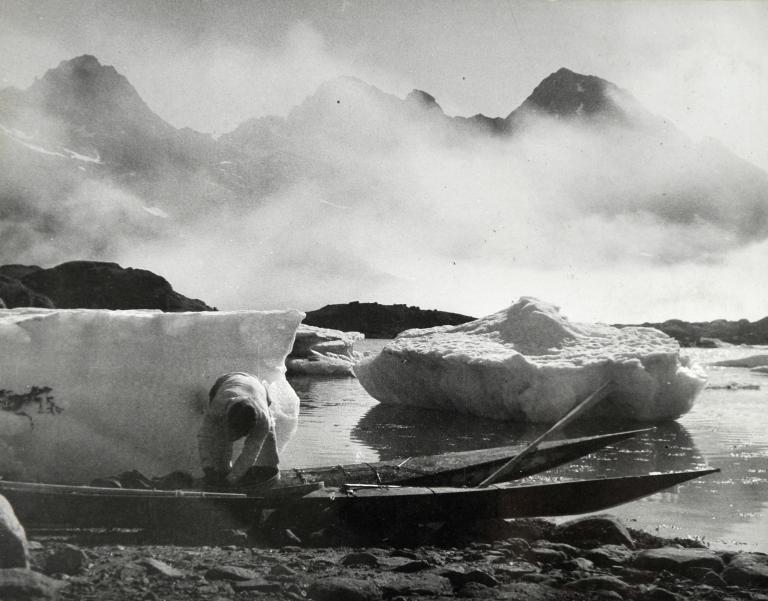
[[0, 468, 719, 529], [303, 468, 721, 525], [478, 381, 612, 487], [388, 428, 650, 487], [279, 427, 650, 488]]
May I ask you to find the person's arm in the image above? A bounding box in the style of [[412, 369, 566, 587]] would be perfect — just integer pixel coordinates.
[[198, 412, 233, 477], [227, 411, 272, 483]]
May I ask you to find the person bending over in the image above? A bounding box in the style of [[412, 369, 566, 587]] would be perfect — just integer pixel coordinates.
[[198, 371, 280, 488]]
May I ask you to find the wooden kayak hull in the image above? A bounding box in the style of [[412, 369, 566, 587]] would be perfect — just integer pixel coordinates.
[[294, 468, 720, 526], [0, 468, 718, 529]]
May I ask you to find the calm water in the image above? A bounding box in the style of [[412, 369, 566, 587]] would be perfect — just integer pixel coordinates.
[[281, 341, 768, 552]]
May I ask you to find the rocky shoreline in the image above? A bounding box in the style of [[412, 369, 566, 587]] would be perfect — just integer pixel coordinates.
[[4, 513, 768, 601]]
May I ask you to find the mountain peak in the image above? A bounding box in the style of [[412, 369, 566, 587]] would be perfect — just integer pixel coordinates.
[[26, 54, 168, 133], [521, 67, 623, 117], [406, 89, 444, 113]]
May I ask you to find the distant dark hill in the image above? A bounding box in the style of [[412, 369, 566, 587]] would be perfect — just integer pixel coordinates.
[[303, 301, 476, 338], [0, 273, 55, 308], [616, 317, 768, 347], [0, 261, 214, 311]]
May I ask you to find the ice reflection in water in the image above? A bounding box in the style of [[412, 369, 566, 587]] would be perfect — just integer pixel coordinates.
[[282, 342, 768, 552]]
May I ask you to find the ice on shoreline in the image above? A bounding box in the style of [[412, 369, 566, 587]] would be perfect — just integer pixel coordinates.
[[286, 325, 363, 376], [0, 308, 303, 483], [710, 354, 768, 369], [354, 297, 707, 423]]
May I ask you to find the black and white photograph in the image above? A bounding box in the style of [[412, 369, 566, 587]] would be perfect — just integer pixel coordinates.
[[1, 1, 767, 599]]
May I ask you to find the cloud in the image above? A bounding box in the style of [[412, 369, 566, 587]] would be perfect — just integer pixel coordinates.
[[2, 20, 767, 322]]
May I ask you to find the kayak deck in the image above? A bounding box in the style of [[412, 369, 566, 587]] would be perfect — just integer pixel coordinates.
[[0, 468, 719, 529]]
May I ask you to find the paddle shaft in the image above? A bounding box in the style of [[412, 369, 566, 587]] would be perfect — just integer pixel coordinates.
[[477, 380, 612, 487]]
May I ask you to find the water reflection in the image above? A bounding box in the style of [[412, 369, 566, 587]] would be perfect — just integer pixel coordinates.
[[282, 346, 768, 551], [351, 403, 540, 460]]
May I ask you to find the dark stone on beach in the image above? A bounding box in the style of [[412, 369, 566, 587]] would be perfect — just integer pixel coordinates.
[[563, 574, 631, 594], [493, 561, 540, 579], [534, 541, 580, 557], [462, 568, 500, 587], [205, 565, 260, 581], [496, 581, 566, 600], [526, 547, 567, 565], [441, 567, 499, 588], [0, 568, 66, 599], [615, 566, 658, 584], [309, 577, 382, 601], [562, 557, 595, 571], [341, 552, 380, 567], [699, 570, 728, 588], [637, 586, 682, 601], [269, 563, 297, 576], [456, 581, 494, 597], [503, 519, 555, 542], [44, 544, 88, 575], [0, 496, 29, 569], [392, 559, 431, 573], [586, 544, 634, 567], [501, 538, 532, 557], [721, 552, 768, 587], [633, 547, 724, 574], [553, 515, 634, 549], [389, 549, 419, 560], [374, 572, 451, 597], [139, 558, 184, 579], [232, 578, 282, 593]]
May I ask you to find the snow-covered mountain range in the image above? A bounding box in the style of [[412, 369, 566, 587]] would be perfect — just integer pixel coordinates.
[[2, 55, 767, 312]]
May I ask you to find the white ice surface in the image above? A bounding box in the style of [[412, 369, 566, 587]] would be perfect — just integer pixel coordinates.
[[0, 308, 303, 483], [711, 354, 768, 369], [354, 297, 707, 423], [286, 325, 363, 376]]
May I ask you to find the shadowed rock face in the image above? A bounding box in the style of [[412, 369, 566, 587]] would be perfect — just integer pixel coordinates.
[[2, 261, 213, 311], [615, 317, 768, 347], [0, 274, 55, 309], [303, 301, 475, 339]]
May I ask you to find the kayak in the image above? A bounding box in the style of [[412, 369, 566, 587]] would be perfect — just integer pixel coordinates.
[[0, 468, 719, 530]]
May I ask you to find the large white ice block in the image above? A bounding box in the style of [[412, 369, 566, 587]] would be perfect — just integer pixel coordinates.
[[354, 297, 706, 423], [0, 308, 303, 483], [287, 325, 364, 376]]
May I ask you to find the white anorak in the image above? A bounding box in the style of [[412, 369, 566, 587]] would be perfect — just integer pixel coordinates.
[[197, 371, 279, 484]]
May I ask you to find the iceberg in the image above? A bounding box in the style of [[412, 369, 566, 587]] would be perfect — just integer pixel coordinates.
[[0, 308, 303, 483], [710, 354, 768, 369], [286, 325, 364, 376], [354, 297, 706, 423]]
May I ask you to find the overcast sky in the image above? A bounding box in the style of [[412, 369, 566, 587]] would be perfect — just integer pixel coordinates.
[[1, 1, 767, 322], [2, 0, 767, 170]]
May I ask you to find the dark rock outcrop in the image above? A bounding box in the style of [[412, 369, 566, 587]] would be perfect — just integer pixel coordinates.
[[0, 274, 55, 309], [615, 317, 768, 347], [303, 301, 475, 338], [0, 265, 43, 280], [1, 261, 213, 311]]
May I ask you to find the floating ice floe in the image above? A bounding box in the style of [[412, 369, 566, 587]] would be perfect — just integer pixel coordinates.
[[286, 325, 364, 376], [710, 354, 768, 369], [354, 297, 707, 423], [0, 308, 303, 483]]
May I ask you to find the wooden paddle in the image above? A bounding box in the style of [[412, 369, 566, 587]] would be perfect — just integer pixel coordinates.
[[477, 380, 612, 488]]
